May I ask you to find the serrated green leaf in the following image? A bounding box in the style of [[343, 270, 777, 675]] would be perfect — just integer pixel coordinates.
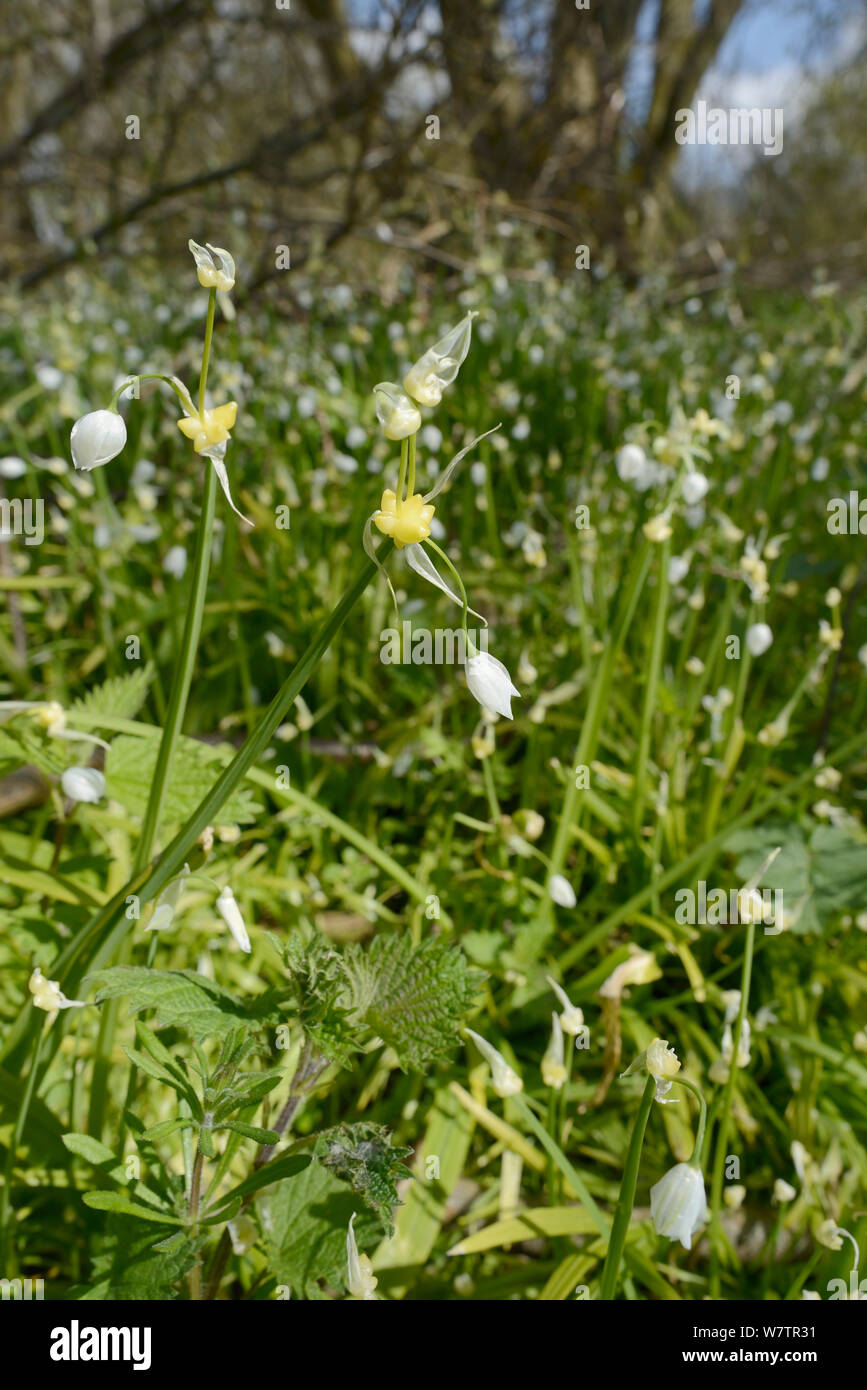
[[314, 1121, 413, 1236], [71, 664, 154, 726], [263, 1159, 380, 1300], [105, 732, 261, 827], [89, 965, 262, 1043]]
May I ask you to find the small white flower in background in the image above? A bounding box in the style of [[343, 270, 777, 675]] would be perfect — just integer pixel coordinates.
[[373, 382, 422, 440], [541, 1013, 567, 1090], [818, 618, 843, 651], [61, 766, 105, 804], [681, 471, 710, 506], [70, 410, 127, 471], [146, 864, 191, 933], [857, 643, 867, 671], [774, 1179, 797, 1204], [801, 1290, 821, 1300], [215, 886, 251, 953], [746, 622, 773, 657], [615, 443, 647, 483], [346, 1213, 378, 1300], [227, 1215, 258, 1256], [685, 656, 704, 676], [403, 311, 477, 407], [650, 1162, 708, 1250], [791, 1141, 811, 1184], [465, 649, 520, 720], [724, 1185, 746, 1210], [29, 966, 86, 1020], [815, 1219, 848, 1252], [163, 545, 187, 580], [546, 975, 584, 1036], [465, 1027, 523, 1098], [598, 948, 661, 1000], [547, 873, 576, 909], [668, 554, 690, 585], [188, 240, 235, 293], [643, 512, 673, 543], [0, 456, 27, 478]]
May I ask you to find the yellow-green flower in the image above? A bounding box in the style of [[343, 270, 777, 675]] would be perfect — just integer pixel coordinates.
[[373, 489, 435, 548], [188, 240, 235, 292], [177, 401, 238, 455]]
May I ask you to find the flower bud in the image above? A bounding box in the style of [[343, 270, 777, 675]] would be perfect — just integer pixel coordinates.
[[70, 410, 127, 471], [373, 382, 422, 440], [216, 885, 251, 953], [465, 1027, 523, 1098], [746, 622, 773, 657], [547, 873, 576, 909], [346, 1214, 378, 1300], [541, 1013, 567, 1090], [403, 311, 477, 407], [546, 976, 585, 1036], [188, 240, 235, 292]]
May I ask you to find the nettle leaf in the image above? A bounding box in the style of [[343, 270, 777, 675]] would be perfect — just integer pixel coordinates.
[[71, 664, 154, 726], [341, 935, 482, 1071], [73, 1215, 200, 1300], [105, 732, 261, 826], [726, 820, 867, 934], [282, 934, 358, 1066], [263, 1158, 380, 1300], [89, 966, 262, 1043], [314, 1122, 413, 1236]]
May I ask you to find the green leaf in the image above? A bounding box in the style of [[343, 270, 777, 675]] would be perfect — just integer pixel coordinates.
[[89, 966, 261, 1043], [314, 1121, 413, 1237], [73, 1215, 199, 1299], [341, 935, 482, 1071], [82, 1192, 184, 1224], [726, 819, 867, 933], [62, 1132, 116, 1166], [141, 1118, 197, 1143], [71, 664, 154, 726], [263, 1159, 380, 1300], [207, 1152, 311, 1215], [105, 732, 261, 826], [219, 1120, 280, 1144]]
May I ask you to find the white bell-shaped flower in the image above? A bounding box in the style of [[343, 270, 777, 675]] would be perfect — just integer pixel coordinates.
[[70, 410, 127, 471], [650, 1162, 708, 1250], [465, 649, 520, 720], [60, 767, 105, 804]]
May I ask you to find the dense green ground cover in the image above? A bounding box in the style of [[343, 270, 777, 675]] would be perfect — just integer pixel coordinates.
[[0, 264, 865, 1300]]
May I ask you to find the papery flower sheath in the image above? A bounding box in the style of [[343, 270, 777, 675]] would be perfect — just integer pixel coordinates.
[[403, 311, 477, 407], [465, 1027, 523, 1098]]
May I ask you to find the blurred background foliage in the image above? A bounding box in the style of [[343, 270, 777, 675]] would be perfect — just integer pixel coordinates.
[[0, 0, 865, 298]]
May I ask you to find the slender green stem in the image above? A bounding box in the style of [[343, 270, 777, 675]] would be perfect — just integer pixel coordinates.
[[672, 1075, 709, 1165], [708, 919, 756, 1297], [424, 538, 470, 638], [599, 1076, 655, 1300], [511, 1094, 609, 1240], [632, 536, 670, 830], [396, 436, 409, 500], [406, 431, 416, 498], [0, 1024, 45, 1271]]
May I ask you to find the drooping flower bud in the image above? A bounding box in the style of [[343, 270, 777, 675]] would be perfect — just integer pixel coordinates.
[[346, 1213, 378, 1300], [215, 885, 251, 953], [547, 873, 576, 909], [546, 975, 585, 1036], [403, 311, 477, 407], [70, 410, 127, 471], [465, 649, 520, 721], [465, 1027, 523, 1098]]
